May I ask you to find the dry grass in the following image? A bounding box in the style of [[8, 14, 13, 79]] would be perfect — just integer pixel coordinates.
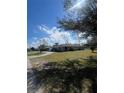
[[29, 49, 96, 65], [27, 51, 41, 56]]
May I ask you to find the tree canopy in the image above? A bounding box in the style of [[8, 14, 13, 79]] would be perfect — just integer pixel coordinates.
[[58, 0, 97, 39]]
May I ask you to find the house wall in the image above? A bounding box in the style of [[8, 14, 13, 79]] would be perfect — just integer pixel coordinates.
[[50, 45, 84, 52]]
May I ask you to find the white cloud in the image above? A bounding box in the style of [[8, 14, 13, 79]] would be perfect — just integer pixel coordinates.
[[33, 37, 38, 40], [38, 25, 54, 34], [29, 25, 86, 48], [38, 25, 77, 45], [30, 41, 40, 48]]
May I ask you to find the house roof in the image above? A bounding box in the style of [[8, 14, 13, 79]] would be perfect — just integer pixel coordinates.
[[53, 44, 80, 48]]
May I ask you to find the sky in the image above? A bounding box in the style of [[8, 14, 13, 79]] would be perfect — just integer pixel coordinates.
[[27, 0, 86, 48]]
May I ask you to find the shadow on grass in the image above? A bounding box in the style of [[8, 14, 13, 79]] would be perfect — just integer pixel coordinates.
[[28, 56, 97, 93]]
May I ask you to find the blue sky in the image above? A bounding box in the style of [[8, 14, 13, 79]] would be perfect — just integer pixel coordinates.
[[27, 0, 86, 48]]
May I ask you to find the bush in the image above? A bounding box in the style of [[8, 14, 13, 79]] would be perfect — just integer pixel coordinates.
[[69, 47, 74, 51]]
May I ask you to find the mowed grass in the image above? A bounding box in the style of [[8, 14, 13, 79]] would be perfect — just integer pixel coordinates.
[[27, 51, 41, 56], [29, 49, 96, 63]]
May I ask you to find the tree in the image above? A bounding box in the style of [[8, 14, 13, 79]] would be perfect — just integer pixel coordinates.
[[87, 36, 97, 52], [38, 39, 49, 52], [55, 43, 59, 45], [58, 0, 97, 47], [42, 39, 48, 46], [30, 47, 35, 51], [38, 44, 46, 52]]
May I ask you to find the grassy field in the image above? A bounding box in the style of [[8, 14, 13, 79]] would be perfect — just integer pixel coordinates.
[[27, 51, 41, 56], [29, 49, 96, 65], [28, 50, 97, 93]]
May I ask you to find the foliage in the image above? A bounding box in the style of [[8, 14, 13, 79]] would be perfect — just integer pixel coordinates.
[[38, 44, 49, 52], [58, 0, 97, 46]]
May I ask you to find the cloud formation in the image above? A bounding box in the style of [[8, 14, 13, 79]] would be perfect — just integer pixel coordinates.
[[29, 25, 78, 48], [39, 25, 77, 43]]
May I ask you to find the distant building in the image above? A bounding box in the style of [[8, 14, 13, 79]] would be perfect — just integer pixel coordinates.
[[50, 44, 84, 52]]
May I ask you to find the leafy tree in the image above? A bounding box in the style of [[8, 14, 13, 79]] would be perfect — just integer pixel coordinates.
[[55, 43, 59, 45], [58, 0, 97, 47], [38, 44, 45, 52], [30, 47, 35, 51], [38, 39, 49, 52], [42, 39, 48, 46]]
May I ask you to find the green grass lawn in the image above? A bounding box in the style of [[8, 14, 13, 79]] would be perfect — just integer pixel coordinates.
[[29, 49, 96, 64], [27, 51, 41, 56], [42, 50, 95, 61], [28, 50, 97, 93]]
